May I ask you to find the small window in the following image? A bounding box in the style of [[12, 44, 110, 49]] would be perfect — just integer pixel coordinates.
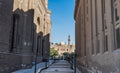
[[104, 35, 108, 52], [37, 17, 40, 25], [116, 28, 120, 49], [104, 20, 107, 29], [115, 8, 119, 21], [92, 46, 94, 55], [87, 6, 88, 14], [84, 47, 86, 56], [96, 39, 100, 54]]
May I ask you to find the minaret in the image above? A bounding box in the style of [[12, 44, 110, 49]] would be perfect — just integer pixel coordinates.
[[68, 35, 71, 46]]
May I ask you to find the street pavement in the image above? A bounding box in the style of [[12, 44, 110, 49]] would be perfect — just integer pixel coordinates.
[[12, 60, 54, 73], [41, 60, 74, 73]]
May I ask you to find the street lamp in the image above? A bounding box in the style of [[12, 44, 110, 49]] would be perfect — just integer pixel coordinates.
[[34, 36, 39, 73], [42, 37, 48, 68], [43, 15, 48, 69], [45, 50, 48, 68], [74, 50, 76, 73]]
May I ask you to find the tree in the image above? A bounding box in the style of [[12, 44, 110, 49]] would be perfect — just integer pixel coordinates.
[[50, 48, 58, 58], [62, 52, 69, 60], [63, 52, 69, 57]]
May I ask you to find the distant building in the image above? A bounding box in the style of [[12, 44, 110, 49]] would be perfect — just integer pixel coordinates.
[[0, 0, 51, 73], [74, 0, 120, 73], [51, 35, 75, 56]]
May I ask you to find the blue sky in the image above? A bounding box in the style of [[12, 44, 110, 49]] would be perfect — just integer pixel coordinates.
[[48, 0, 75, 44]]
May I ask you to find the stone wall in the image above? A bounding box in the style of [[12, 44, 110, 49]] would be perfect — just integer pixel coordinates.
[[74, 0, 120, 73], [0, 0, 13, 52], [0, 53, 21, 73]]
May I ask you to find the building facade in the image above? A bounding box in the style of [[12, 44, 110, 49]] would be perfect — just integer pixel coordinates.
[[0, 0, 51, 73], [51, 35, 75, 56], [51, 43, 75, 56], [74, 0, 120, 73]]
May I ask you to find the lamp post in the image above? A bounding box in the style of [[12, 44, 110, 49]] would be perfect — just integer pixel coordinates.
[[74, 50, 76, 73], [34, 36, 39, 73], [45, 50, 48, 68], [42, 37, 48, 68], [45, 58, 47, 68], [34, 47, 38, 73], [43, 15, 48, 69]]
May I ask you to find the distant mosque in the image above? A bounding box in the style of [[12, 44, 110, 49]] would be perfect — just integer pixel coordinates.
[[51, 35, 75, 56]]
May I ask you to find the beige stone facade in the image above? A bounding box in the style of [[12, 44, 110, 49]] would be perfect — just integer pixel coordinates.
[[0, 0, 51, 73], [74, 0, 120, 73], [51, 43, 75, 56], [51, 36, 75, 56]]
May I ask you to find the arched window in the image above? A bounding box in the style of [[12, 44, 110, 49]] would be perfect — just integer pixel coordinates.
[[37, 17, 40, 25]]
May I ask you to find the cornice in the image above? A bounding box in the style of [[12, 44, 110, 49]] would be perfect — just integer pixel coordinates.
[[74, 0, 80, 20], [46, 10, 51, 14], [41, 0, 50, 13]]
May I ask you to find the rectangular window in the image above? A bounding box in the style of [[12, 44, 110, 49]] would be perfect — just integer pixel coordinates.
[[111, 0, 114, 24], [92, 47, 94, 54], [104, 35, 108, 52], [87, 6, 88, 14], [116, 28, 120, 49], [10, 14, 20, 52], [96, 39, 100, 54], [91, 0, 94, 55], [115, 8, 119, 21], [84, 48, 86, 56], [104, 20, 107, 29], [103, 0, 105, 13]]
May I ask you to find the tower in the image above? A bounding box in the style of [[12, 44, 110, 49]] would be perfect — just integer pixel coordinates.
[[68, 35, 71, 46]]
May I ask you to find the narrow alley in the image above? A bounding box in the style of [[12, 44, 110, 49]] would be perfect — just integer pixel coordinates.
[[0, 0, 120, 73], [41, 60, 74, 73]]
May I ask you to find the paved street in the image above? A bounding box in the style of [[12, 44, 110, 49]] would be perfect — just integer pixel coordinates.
[[41, 60, 74, 73]]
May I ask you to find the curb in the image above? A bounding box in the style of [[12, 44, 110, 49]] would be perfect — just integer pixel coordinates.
[[39, 67, 48, 73], [39, 61, 55, 73]]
